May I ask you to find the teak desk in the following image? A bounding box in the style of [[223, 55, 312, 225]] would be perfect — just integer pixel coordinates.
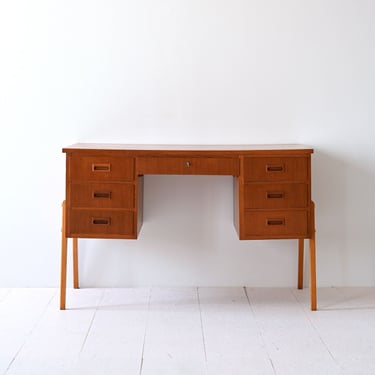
[[60, 144, 316, 310]]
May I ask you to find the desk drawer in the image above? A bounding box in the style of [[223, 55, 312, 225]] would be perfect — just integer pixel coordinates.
[[243, 210, 308, 238], [244, 183, 308, 209], [243, 157, 308, 182], [68, 209, 134, 237], [68, 156, 134, 182], [69, 183, 135, 209], [137, 157, 239, 175]]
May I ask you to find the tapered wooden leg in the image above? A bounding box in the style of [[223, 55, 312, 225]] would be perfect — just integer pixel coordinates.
[[298, 239, 304, 289], [60, 201, 67, 310], [309, 233, 317, 311], [309, 201, 317, 311], [73, 238, 79, 289]]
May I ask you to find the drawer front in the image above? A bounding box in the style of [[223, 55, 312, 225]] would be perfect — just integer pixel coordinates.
[[69, 183, 134, 209], [244, 183, 308, 209], [243, 210, 308, 238], [243, 157, 308, 182], [69, 156, 134, 182], [68, 209, 134, 236], [137, 157, 239, 175]]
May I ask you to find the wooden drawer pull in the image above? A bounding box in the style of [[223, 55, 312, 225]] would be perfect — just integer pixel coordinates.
[[92, 218, 111, 225], [266, 165, 284, 172], [267, 218, 285, 226], [92, 163, 111, 172], [93, 191, 112, 199], [267, 192, 284, 199]]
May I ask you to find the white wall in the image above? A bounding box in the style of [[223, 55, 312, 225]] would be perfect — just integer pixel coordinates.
[[1, 0, 374, 288]]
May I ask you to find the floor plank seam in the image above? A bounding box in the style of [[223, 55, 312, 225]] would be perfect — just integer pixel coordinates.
[[243, 287, 278, 375], [3, 287, 375, 374], [138, 287, 152, 375], [290, 288, 342, 371], [2, 340, 25, 375], [196, 287, 208, 372], [2, 289, 57, 375], [79, 289, 105, 354]]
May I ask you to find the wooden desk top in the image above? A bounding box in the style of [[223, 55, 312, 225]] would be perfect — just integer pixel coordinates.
[[63, 143, 314, 155]]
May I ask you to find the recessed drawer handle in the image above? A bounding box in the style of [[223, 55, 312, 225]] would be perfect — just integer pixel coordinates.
[[267, 165, 284, 172], [92, 163, 111, 172], [267, 219, 285, 226], [267, 192, 284, 199], [93, 192, 112, 199], [92, 218, 111, 225]]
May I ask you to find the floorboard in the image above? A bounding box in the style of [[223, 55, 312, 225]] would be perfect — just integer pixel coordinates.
[[1, 287, 375, 375]]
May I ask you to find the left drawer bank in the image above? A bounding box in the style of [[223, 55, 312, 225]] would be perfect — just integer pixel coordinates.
[[64, 150, 143, 239]]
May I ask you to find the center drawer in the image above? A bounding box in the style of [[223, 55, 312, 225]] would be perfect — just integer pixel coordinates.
[[136, 157, 239, 175]]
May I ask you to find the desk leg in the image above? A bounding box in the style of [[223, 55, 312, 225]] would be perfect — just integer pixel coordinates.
[[73, 238, 79, 289], [309, 233, 317, 311], [298, 239, 304, 290], [309, 202, 317, 311], [60, 201, 67, 310]]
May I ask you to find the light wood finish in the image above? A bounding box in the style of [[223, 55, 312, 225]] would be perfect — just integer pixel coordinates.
[[73, 238, 79, 289], [61, 144, 316, 310], [309, 202, 317, 311], [60, 201, 67, 310], [298, 238, 304, 290], [61, 203, 79, 309]]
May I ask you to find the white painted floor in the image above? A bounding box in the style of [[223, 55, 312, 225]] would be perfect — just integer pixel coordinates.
[[1, 287, 375, 375]]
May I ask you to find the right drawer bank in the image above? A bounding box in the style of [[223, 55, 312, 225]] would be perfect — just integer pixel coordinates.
[[237, 154, 312, 240]]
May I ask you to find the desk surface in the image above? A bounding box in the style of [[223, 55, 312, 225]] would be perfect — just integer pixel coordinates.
[[63, 143, 314, 153]]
